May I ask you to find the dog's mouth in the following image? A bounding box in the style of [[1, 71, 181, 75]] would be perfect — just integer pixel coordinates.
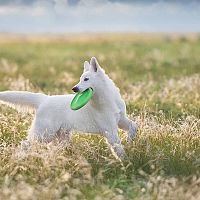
[[83, 87, 93, 93], [72, 87, 93, 94]]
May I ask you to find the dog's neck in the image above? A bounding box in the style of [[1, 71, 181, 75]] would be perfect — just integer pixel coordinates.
[[90, 74, 120, 109]]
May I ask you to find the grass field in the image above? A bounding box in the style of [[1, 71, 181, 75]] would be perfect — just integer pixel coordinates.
[[0, 33, 199, 200]]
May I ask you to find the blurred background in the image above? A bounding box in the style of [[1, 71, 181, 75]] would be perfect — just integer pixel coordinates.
[[0, 0, 200, 33]]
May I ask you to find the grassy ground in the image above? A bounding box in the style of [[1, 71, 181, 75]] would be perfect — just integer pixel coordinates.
[[0, 33, 199, 200]]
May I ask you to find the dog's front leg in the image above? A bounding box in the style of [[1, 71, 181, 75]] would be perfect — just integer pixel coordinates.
[[104, 129, 125, 160], [118, 116, 137, 144]]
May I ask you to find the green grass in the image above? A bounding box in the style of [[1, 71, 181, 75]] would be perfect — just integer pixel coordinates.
[[0, 33, 199, 200]]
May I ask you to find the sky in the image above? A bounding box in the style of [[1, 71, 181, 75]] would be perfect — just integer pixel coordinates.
[[0, 0, 200, 33]]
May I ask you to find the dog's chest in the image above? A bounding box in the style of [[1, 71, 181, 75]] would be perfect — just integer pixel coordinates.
[[69, 105, 120, 134], [89, 106, 120, 129]]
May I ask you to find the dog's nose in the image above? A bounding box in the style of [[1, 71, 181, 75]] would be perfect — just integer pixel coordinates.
[[72, 86, 79, 93]]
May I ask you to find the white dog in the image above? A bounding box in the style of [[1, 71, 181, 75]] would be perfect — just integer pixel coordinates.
[[0, 57, 137, 159]]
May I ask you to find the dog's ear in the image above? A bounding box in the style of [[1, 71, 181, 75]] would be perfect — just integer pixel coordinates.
[[84, 61, 90, 72], [90, 57, 99, 72]]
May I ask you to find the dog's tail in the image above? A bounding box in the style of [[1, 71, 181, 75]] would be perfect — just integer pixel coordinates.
[[0, 91, 47, 112]]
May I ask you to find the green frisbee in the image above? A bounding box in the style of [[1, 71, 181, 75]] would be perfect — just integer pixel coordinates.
[[70, 88, 93, 110]]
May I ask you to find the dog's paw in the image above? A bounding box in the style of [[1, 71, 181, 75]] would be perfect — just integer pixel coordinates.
[[111, 143, 127, 161], [126, 122, 138, 144], [126, 136, 133, 145]]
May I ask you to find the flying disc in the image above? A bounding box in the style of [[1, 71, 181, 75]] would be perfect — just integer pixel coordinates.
[[70, 88, 93, 110]]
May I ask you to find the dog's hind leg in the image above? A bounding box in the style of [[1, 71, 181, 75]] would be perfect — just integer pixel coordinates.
[[16, 115, 60, 159], [20, 117, 59, 151], [19, 121, 36, 153], [118, 116, 137, 144], [104, 129, 125, 160]]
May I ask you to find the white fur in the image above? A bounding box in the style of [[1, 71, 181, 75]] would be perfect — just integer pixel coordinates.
[[0, 57, 137, 159]]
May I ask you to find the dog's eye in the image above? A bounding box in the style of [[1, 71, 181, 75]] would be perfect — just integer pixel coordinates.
[[84, 78, 89, 81]]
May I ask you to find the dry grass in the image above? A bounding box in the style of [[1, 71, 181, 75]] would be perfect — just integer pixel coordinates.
[[0, 34, 199, 199]]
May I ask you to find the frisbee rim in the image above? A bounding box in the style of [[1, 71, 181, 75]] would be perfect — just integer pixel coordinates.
[[70, 87, 93, 110]]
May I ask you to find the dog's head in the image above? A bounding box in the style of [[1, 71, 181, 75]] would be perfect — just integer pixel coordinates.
[[72, 57, 104, 93]]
